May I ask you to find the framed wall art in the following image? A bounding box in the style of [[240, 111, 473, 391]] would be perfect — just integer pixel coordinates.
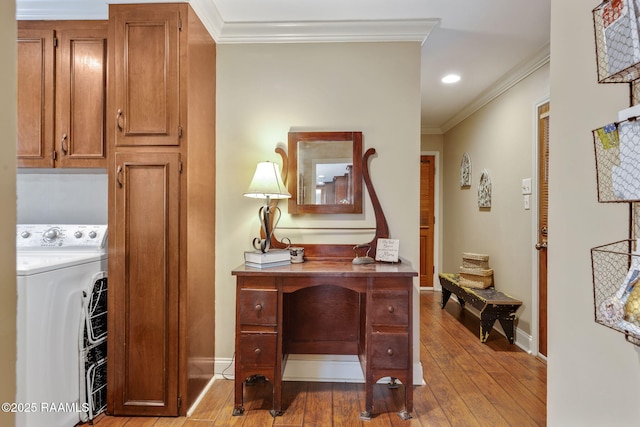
[[460, 152, 471, 188], [478, 169, 492, 208]]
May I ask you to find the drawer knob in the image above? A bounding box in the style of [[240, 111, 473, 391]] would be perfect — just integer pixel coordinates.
[[255, 304, 263, 311], [254, 348, 262, 355], [387, 348, 394, 356], [387, 305, 395, 313]]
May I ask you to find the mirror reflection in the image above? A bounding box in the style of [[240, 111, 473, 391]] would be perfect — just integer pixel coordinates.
[[288, 131, 363, 214], [297, 140, 353, 205]]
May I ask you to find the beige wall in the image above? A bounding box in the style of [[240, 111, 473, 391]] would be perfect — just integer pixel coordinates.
[[216, 42, 422, 363], [1, 2, 17, 426], [421, 133, 444, 153], [548, 1, 637, 425], [442, 63, 550, 337]]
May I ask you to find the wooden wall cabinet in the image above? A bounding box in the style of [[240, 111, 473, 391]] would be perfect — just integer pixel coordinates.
[[17, 21, 107, 168], [107, 3, 216, 417]]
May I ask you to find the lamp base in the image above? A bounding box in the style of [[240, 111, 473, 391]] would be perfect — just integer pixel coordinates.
[[252, 203, 281, 253]]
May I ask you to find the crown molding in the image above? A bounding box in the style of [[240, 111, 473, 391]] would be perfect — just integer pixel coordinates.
[[16, 0, 435, 45], [213, 19, 438, 44], [189, 0, 224, 37], [439, 43, 551, 134]]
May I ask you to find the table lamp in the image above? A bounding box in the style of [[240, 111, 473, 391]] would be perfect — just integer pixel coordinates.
[[244, 161, 291, 252]]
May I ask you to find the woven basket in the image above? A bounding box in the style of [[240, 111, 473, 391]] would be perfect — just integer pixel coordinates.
[[459, 267, 493, 289], [462, 253, 490, 269]]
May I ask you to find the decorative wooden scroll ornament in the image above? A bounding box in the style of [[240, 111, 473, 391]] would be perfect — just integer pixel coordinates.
[[267, 146, 390, 261]]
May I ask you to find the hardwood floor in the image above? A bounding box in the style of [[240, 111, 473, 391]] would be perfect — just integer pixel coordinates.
[[92, 291, 546, 426]]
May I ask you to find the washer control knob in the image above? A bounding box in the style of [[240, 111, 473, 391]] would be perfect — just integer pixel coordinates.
[[43, 228, 60, 242], [88, 231, 97, 239], [20, 231, 30, 238], [74, 231, 83, 239]]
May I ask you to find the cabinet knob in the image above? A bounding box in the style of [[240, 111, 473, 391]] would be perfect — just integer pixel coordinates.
[[387, 305, 395, 313], [387, 348, 394, 356], [254, 348, 262, 355], [255, 304, 263, 311]]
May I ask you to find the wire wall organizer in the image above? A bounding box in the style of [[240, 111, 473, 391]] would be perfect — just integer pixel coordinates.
[[592, 240, 640, 345], [593, 0, 640, 83], [591, 1, 640, 346], [593, 118, 640, 202]]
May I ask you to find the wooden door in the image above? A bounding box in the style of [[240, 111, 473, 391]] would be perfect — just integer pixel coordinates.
[[56, 24, 108, 168], [420, 156, 435, 287], [111, 4, 181, 147], [537, 102, 550, 357], [17, 26, 55, 167], [109, 151, 181, 416]]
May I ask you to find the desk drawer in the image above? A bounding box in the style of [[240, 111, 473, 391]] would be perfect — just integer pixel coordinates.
[[239, 289, 277, 326], [371, 333, 409, 370], [238, 333, 277, 367], [370, 290, 409, 326]]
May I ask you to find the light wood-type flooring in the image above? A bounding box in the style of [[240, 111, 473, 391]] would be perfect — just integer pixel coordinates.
[[92, 291, 546, 426]]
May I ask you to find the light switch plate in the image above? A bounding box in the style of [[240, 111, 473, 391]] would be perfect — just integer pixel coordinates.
[[524, 195, 531, 210], [522, 178, 532, 195]]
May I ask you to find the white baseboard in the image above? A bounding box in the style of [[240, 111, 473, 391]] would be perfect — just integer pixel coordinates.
[[215, 354, 424, 386]]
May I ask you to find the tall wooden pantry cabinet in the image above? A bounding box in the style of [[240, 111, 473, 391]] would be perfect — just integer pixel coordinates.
[[106, 3, 216, 416]]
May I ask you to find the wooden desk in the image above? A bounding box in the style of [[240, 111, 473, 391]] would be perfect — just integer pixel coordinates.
[[231, 261, 417, 420]]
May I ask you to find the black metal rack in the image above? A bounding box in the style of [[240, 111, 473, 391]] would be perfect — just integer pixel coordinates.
[[79, 272, 108, 423]]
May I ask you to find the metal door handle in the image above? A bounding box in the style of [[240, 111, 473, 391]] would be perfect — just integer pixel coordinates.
[[535, 242, 548, 250]]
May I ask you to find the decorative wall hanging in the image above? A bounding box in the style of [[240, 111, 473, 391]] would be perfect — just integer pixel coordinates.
[[460, 152, 471, 188], [478, 169, 492, 208]]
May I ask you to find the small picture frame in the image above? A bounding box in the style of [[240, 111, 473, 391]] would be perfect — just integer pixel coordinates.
[[460, 152, 471, 188], [375, 238, 400, 263], [478, 169, 492, 208]]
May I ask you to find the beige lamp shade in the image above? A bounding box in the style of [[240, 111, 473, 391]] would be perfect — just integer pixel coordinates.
[[243, 161, 291, 199]]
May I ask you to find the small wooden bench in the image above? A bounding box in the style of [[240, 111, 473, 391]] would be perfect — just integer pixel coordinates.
[[438, 273, 522, 344]]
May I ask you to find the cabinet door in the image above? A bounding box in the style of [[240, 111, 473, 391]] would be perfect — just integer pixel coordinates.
[[56, 25, 107, 168], [109, 151, 180, 416], [111, 4, 181, 147], [17, 27, 54, 167]]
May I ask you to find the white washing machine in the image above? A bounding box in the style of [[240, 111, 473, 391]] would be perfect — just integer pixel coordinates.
[[16, 224, 107, 427]]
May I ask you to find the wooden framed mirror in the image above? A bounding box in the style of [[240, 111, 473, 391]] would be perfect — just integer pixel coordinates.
[[269, 144, 390, 261], [288, 131, 363, 214]]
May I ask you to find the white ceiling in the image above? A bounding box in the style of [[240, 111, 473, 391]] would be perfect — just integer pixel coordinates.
[[16, 0, 551, 134]]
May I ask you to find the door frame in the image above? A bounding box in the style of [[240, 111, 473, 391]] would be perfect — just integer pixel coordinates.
[[420, 150, 440, 290], [530, 96, 549, 359]]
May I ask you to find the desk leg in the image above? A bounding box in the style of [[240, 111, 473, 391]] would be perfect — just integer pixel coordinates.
[[360, 379, 374, 421], [399, 382, 413, 420], [270, 377, 283, 417], [232, 379, 244, 416]]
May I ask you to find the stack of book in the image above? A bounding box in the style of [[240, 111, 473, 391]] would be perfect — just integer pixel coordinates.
[[244, 249, 291, 268]]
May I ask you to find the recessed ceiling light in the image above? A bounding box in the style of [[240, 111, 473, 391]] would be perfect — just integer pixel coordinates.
[[441, 74, 461, 84]]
